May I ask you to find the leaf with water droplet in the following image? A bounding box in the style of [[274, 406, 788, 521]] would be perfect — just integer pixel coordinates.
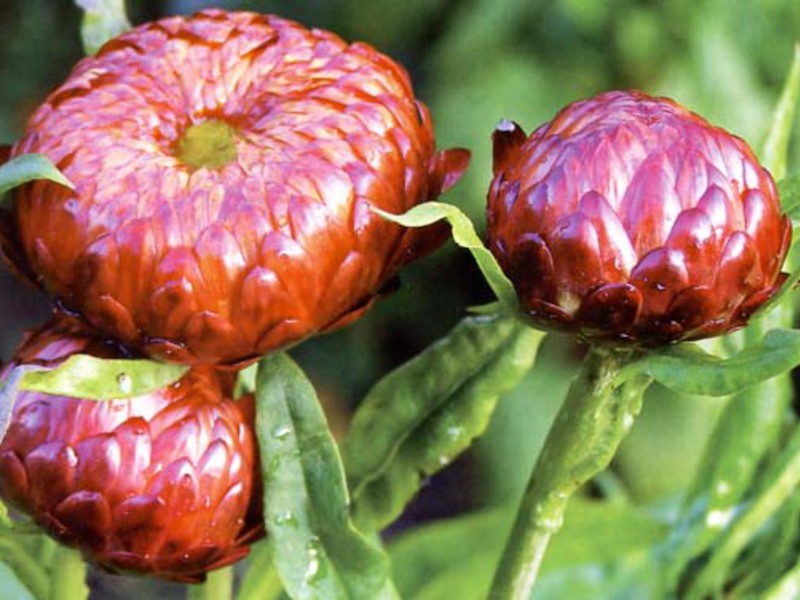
[[18, 355, 188, 400], [255, 352, 398, 599], [344, 315, 543, 531]]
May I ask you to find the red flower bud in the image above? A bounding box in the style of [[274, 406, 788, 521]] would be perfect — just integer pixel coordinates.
[[488, 91, 791, 344], [1, 10, 469, 366], [0, 316, 262, 582]]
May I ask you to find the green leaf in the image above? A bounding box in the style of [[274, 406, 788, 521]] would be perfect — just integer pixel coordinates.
[[0, 529, 49, 600], [255, 353, 397, 600], [237, 540, 284, 600], [350, 319, 542, 531], [761, 43, 800, 180], [621, 328, 800, 397], [343, 315, 539, 501], [662, 375, 792, 592], [18, 355, 188, 401], [0, 154, 73, 198], [0, 561, 34, 600], [780, 173, 800, 219], [374, 202, 518, 310], [388, 499, 667, 600], [75, 0, 131, 55], [235, 363, 258, 398]]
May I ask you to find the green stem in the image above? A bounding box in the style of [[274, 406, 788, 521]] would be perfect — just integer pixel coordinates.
[[187, 566, 234, 600], [488, 346, 649, 600], [48, 545, 88, 600], [685, 424, 800, 600]]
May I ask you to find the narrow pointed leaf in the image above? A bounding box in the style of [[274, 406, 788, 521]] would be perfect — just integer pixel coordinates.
[[351, 321, 542, 531], [623, 328, 800, 396], [255, 353, 397, 600], [75, 0, 131, 55], [761, 43, 800, 180], [19, 355, 188, 400], [0, 154, 73, 199], [343, 315, 536, 499], [374, 203, 518, 310]]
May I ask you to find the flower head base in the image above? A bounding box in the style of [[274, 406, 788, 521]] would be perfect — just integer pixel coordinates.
[[1, 10, 469, 366], [488, 91, 791, 345], [0, 316, 262, 582]]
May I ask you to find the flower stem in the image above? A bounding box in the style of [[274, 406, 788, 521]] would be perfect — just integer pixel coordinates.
[[488, 346, 649, 600], [187, 566, 234, 600], [48, 545, 88, 600]]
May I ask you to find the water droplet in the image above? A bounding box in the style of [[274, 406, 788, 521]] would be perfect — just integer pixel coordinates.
[[716, 481, 731, 495], [446, 426, 463, 439], [273, 424, 292, 440], [116, 373, 133, 394], [622, 413, 635, 431], [273, 510, 294, 526], [706, 508, 734, 529], [304, 538, 322, 584], [437, 455, 449, 467]]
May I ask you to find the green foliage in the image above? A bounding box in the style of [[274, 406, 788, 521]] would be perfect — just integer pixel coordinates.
[[17, 355, 188, 401], [75, 0, 131, 55], [0, 153, 73, 198], [347, 316, 542, 531], [622, 329, 800, 396], [389, 498, 667, 600], [255, 353, 397, 600], [761, 44, 800, 179], [343, 316, 535, 498]]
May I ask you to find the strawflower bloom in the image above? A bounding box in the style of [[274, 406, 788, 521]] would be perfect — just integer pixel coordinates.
[[0, 315, 261, 582], [488, 90, 790, 345], [0, 9, 469, 366]]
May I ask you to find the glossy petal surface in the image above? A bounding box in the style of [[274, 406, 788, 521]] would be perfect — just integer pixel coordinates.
[[0, 316, 261, 582], [488, 91, 790, 345], [2, 10, 469, 366]]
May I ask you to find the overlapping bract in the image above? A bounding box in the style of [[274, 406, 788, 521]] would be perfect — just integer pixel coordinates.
[[488, 91, 791, 344], [1, 9, 469, 366], [0, 316, 261, 582]]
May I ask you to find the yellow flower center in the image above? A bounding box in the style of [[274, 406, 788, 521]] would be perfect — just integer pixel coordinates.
[[176, 119, 238, 170]]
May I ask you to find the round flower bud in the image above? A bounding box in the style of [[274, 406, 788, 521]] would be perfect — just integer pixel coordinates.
[[0, 316, 261, 582], [1, 10, 469, 366], [488, 90, 791, 344]]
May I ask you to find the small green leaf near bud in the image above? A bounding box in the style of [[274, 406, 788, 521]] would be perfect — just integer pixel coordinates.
[[18, 355, 188, 401], [0, 153, 73, 200]]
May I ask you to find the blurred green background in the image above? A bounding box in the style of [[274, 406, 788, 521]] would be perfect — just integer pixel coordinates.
[[0, 0, 798, 598]]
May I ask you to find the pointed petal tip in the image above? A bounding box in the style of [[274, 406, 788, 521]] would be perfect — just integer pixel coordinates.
[[492, 120, 527, 176]]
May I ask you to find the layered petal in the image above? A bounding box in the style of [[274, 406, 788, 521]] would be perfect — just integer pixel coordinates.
[[487, 90, 790, 345]]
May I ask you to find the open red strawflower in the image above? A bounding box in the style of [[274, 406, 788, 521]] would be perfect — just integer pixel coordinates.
[[488, 90, 791, 345], [0, 9, 469, 367], [0, 315, 262, 582]]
